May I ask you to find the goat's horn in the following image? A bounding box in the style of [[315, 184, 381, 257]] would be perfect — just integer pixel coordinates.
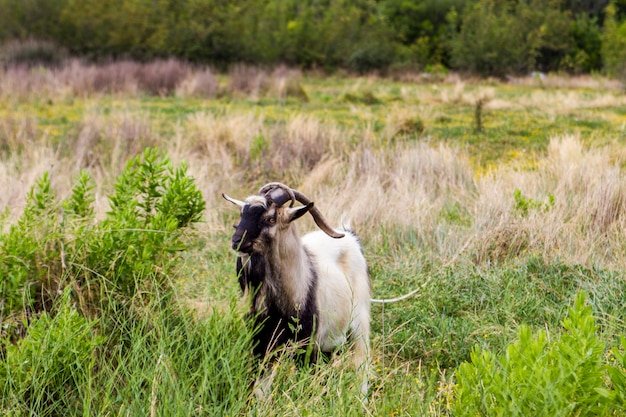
[[259, 183, 344, 239], [292, 190, 345, 239], [259, 182, 296, 207], [222, 193, 246, 208]]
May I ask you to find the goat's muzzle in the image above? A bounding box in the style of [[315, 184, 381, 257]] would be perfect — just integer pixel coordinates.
[[232, 239, 253, 253], [231, 231, 252, 253]]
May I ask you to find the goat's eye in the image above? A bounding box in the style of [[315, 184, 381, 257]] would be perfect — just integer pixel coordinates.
[[268, 218, 276, 224]]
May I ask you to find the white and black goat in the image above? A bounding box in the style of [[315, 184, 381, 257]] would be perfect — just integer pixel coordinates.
[[223, 182, 371, 396]]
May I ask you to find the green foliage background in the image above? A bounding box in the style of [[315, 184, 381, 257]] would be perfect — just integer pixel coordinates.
[[2, 0, 626, 75]]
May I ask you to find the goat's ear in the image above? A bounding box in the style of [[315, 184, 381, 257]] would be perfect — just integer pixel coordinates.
[[286, 202, 314, 222], [222, 193, 246, 208]]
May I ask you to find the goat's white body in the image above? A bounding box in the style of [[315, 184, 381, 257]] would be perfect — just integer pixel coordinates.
[[302, 229, 371, 393]]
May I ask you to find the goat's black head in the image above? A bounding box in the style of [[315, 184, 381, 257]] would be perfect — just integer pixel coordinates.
[[222, 187, 313, 254], [223, 183, 345, 253]]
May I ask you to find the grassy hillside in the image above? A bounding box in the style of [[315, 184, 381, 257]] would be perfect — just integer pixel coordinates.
[[2, 63, 626, 415]]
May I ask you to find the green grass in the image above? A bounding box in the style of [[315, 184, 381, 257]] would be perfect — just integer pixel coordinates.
[[2, 70, 626, 415]]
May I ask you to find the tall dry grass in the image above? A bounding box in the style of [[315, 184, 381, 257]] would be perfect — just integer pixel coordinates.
[[2, 65, 626, 272], [2, 99, 625, 271], [0, 60, 309, 101], [229, 130, 626, 271]]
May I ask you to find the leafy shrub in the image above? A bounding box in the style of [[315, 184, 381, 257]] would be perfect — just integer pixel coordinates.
[[0, 148, 205, 319], [453, 291, 608, 416], [347, 40, 395, 74], [85, 148, 205, 307], [564, 14, 603, 73], [0, 146, 248, 415], [0, 172, 60, 316], [63, 170, 95, 219], [447, 1, 518, 76]]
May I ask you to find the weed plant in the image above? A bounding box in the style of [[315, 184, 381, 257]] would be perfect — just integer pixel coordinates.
[[453, 291, 618, 416]]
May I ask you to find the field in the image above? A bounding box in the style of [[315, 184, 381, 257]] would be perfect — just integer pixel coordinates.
[[2, 62, 626, 416]]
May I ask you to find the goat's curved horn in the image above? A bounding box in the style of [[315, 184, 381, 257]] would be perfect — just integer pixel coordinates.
[[259, 182, 344, 239], [259, 182, 296, 207], [292, 190, 345, 239], [222, 193, 246, 208]]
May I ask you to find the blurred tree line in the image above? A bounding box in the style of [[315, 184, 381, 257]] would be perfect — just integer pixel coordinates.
[[1, 0, 626, 76]]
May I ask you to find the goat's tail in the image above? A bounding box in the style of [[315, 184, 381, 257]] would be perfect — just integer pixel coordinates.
[[338, 216, 359, 235], [371, 287, 422, 304]]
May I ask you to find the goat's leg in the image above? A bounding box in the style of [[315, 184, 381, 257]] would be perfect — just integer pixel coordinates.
[[253, 363, 278, 401], [350, 309, 371, 398]]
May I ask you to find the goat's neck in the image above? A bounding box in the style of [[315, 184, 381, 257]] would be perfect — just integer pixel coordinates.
[[266, 225, 311, 311]]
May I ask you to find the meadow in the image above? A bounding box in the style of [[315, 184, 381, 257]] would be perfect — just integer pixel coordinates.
[[2, 61, 626, 416]]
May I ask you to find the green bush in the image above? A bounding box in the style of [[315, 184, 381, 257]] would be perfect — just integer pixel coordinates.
[[0, 172, 60, 316], [0, 0, 622, 75], [0, 146, 254, 415], [81, 148, 205, 310], [448, 0, 572, 76], [453, 291, 608, 416], [564, 14, 603, 73], [0, 148, 205, 320], [347, 40, 396, 74]]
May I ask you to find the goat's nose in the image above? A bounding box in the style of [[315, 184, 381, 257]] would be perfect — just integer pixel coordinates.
[[231, 236, 242, 250]]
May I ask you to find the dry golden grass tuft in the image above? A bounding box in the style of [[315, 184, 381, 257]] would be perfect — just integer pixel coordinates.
[[0, 66, 61, 100], [0, 145, 70, 224], [227, 64, 308, 102], [0, 60, 311, 103], [0, 115, 39, 153], [176, 67, 220, 98], [0, 59, 211, 99], [470, 135, 626, 268], [271, 65, 309, 102], [73, 106, 156, 175], [262, 115, 348, 182], [384, 105, 427, 140], [295, 141, 476, 255], [172, 112, 265, 231]]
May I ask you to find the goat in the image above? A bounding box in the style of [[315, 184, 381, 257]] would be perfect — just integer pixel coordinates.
[[222, 182, 371, 397]]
